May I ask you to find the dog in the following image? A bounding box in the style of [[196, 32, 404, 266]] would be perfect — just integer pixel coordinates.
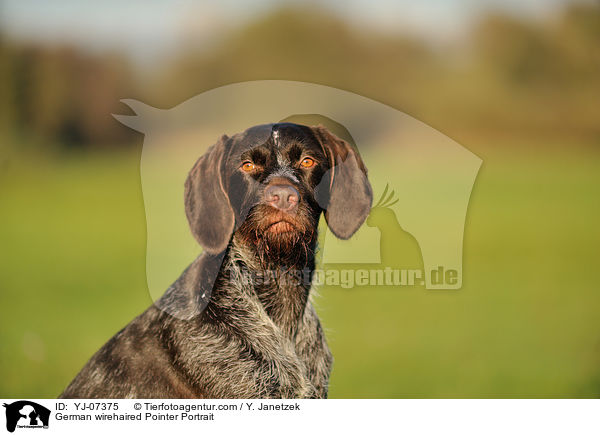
[[59, 122, 372, 398]]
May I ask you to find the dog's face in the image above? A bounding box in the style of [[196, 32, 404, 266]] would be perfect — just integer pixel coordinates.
[[229, 123, 328, 260], [184, 122, 373, 258]]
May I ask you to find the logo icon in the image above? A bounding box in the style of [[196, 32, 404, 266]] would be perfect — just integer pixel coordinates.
[[113, 80, 481, 311], [3, 401, 50, 433]]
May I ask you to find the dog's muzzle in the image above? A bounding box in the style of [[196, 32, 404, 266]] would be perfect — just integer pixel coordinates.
[[264, 183, 299, 213]]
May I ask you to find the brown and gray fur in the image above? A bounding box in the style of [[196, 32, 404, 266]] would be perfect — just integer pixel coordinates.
[[60, 123, 372, 398]]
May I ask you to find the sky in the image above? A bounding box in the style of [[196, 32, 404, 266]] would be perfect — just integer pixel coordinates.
[[0, 0, 579, 63]]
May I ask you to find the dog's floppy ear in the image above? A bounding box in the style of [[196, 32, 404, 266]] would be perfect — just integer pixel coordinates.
[[312, 125, 373, 239], [184, 134, 234, 254]]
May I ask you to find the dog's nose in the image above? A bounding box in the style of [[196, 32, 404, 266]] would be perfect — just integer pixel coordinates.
[[264, 184, 299, 212]]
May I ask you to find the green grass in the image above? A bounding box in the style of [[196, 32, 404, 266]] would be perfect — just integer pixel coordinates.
[[1, 145, 599, 397]]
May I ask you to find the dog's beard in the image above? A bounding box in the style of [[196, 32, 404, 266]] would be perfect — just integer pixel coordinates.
[[256, 228, 315, 267], [235, 205, 317, 268]]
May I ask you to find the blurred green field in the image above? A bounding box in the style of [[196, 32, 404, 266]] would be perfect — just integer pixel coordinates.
[[1, 144, 599, 398]]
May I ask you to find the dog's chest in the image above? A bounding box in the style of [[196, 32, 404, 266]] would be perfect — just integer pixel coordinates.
[[221, 255, 311, 338]]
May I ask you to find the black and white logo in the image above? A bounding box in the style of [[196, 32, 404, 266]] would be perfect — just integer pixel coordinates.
[[3, 401, 50, 433]]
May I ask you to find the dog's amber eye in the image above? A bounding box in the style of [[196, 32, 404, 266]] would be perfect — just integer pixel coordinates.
[[241, 161, 255, 172], [300, 157, 315, 168]]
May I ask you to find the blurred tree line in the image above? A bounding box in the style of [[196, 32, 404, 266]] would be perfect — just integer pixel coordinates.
[[0, 40, 137, 149], [1, 2, 598, 151]]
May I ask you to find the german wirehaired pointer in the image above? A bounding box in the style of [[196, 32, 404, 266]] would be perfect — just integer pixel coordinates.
[[60, 123, 372, 398]]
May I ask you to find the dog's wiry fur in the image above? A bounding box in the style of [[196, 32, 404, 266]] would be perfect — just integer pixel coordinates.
[[60, 123, 372, 398]]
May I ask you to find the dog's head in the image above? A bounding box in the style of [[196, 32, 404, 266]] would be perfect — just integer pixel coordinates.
[[184, 123, 372, 259]]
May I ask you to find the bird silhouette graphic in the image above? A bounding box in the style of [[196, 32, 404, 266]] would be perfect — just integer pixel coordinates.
[[366, 184, 424, 274]]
